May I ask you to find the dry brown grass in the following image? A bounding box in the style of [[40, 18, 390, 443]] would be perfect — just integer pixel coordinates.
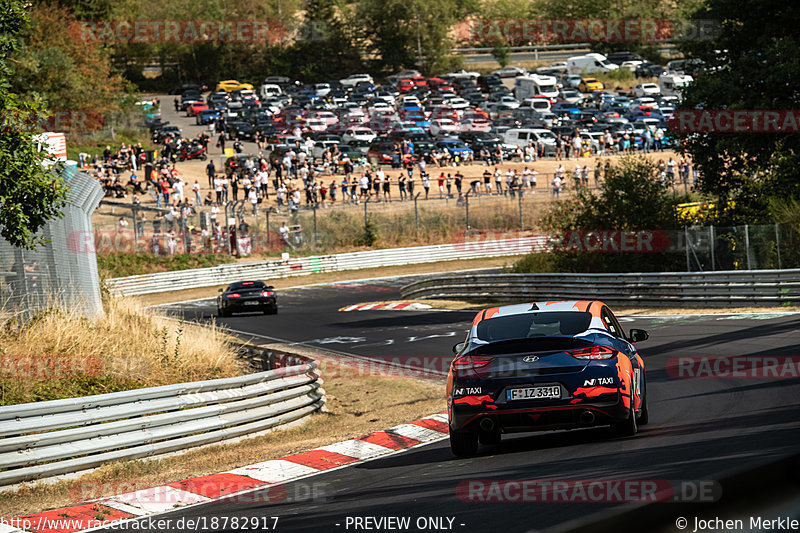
[[0, 361, 444, 517], [0, 297, 245, 405]]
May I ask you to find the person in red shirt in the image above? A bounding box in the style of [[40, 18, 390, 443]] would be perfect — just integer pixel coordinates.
[[438, 173, 445, 198]]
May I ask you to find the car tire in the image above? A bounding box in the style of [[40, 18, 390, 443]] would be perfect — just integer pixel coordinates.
[[264, 305, 278, 315], [218, 307, 229, 318], [449, 429, 479, 457], [612, 399, 638, 437], [478, 430, 501, 446], [201, 153, 208, 161], [638, 378, 649, 425]]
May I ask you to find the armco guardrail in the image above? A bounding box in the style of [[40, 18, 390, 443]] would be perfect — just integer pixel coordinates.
[[0, 346, 324, 487], [106, 237, 546, 296], [400, 269, 800, 307]]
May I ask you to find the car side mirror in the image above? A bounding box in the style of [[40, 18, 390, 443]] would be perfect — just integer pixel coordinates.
[[452, 342, 465, 354], [629, 329, 649, 343], [218, 288, 223, 293]]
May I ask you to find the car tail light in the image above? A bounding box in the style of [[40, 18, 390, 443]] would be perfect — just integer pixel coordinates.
[[261, 291, 274, 296], [567, 345, 617, 360], [452, 355, 494, 370], [228, 293, 241, 298]]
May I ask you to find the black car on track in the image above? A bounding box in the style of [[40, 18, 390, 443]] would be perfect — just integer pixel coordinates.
[[217, 281, 278, 316]]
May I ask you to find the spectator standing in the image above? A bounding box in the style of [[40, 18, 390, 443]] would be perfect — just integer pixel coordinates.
[[206, 160, 216, 187], [192, 180, 201, 204]]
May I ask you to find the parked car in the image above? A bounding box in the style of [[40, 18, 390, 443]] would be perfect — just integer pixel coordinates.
[[578, 78, 604, 93]]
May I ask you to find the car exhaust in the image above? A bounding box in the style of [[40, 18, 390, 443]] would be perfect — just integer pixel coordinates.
[[579, 410, 595, 425], [479, 418, 495, 432]]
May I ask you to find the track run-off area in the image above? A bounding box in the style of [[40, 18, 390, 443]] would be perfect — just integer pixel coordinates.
[[138, 272, 800, 533]]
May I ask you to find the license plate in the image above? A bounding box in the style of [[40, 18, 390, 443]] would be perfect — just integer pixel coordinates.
[[506, 386, 561, 401], [244, 301, 261, 306]]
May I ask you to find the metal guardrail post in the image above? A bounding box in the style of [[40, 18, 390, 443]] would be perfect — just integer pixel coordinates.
[[710, 225, 716, 271], [745, 224, 752, 270], [313, 202, 318, 249], [465, 190, 472, 230], [685, 226, 690, 272], [363, 196, 370, 231], [414, 192, 421, 235]]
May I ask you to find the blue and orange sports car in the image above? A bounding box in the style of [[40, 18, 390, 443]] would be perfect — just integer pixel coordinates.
[[447, 300, 649, 456]]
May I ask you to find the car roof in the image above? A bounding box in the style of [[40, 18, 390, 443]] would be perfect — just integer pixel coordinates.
[[471, 300, 611, 326]]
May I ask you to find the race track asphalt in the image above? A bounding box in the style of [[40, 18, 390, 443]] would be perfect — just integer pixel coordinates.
[[133, 275, 800, 533]]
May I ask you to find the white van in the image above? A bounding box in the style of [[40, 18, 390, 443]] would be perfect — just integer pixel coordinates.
[[503, 128, 557, 155], [515, 74, 559, 100], [659, 73, 693, 98], [567, 53, 620, 74], [258, 83, 282, 100], [521, 97, 552, 112]]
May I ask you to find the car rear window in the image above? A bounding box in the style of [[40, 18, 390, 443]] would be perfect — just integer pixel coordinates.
[[476, 311, 592, 341], [229, 281, 266, 290]]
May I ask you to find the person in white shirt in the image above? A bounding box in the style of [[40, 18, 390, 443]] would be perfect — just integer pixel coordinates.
[[214, 176, 223, 204], [530, 168, 538, 189], [258, 169, 269, 197], [192, 181, 201, 204], [248, 188, 259, 215], [210, 204, 220, 224], [173, 178, 185, 202], [279, 222, 289, 244], [521, 167, 531, 188]]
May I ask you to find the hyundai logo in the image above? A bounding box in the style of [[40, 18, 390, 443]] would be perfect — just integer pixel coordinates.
[[522, 356, 539, 362]]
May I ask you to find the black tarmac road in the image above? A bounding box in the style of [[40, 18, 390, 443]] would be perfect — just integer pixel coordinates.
[[137, 275, 800, 533]]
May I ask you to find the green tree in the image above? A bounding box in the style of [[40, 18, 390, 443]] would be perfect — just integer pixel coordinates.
[[359, 0, 477, 75], [525, 155, 687, 272], [283, 0, 364, 82], [11, 4, 129, 119], [675, 0, 800, 224], [0, 0, 68, 248], [491, 41, 510, 67]]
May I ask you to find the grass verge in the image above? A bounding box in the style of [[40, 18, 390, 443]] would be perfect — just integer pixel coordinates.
[[0, 297, 244, 405], [97, 252, 238, 279]]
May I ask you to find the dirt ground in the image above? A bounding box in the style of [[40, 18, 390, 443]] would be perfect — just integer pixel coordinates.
[[92, 149, 684, 231]]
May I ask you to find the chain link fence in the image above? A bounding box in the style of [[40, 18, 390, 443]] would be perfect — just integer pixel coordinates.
[[0, 166, 105, 321], [684, 224, 799, 272]]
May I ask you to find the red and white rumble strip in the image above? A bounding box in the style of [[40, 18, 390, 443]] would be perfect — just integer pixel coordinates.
[[339, 302, 433, 312], [4, 413, 449, 533]]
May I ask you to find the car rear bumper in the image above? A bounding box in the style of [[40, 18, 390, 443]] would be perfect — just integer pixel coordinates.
[[221, 298, 277, 313], [449, 390, 629, 433]]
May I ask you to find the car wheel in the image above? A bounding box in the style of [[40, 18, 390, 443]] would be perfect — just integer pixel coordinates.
[[218, 307, 230, 318], [612, 400, 638, 437], [264, 305, 278, 315], [201, 153, 208, 161], [638, 378, 649, 425], [478, 429, 501, 446], [450, 429, 479, 457]]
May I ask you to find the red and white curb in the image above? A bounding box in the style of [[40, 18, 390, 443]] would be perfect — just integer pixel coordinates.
[[339, 302, 433, 312], [6, 413, 449, 533]]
